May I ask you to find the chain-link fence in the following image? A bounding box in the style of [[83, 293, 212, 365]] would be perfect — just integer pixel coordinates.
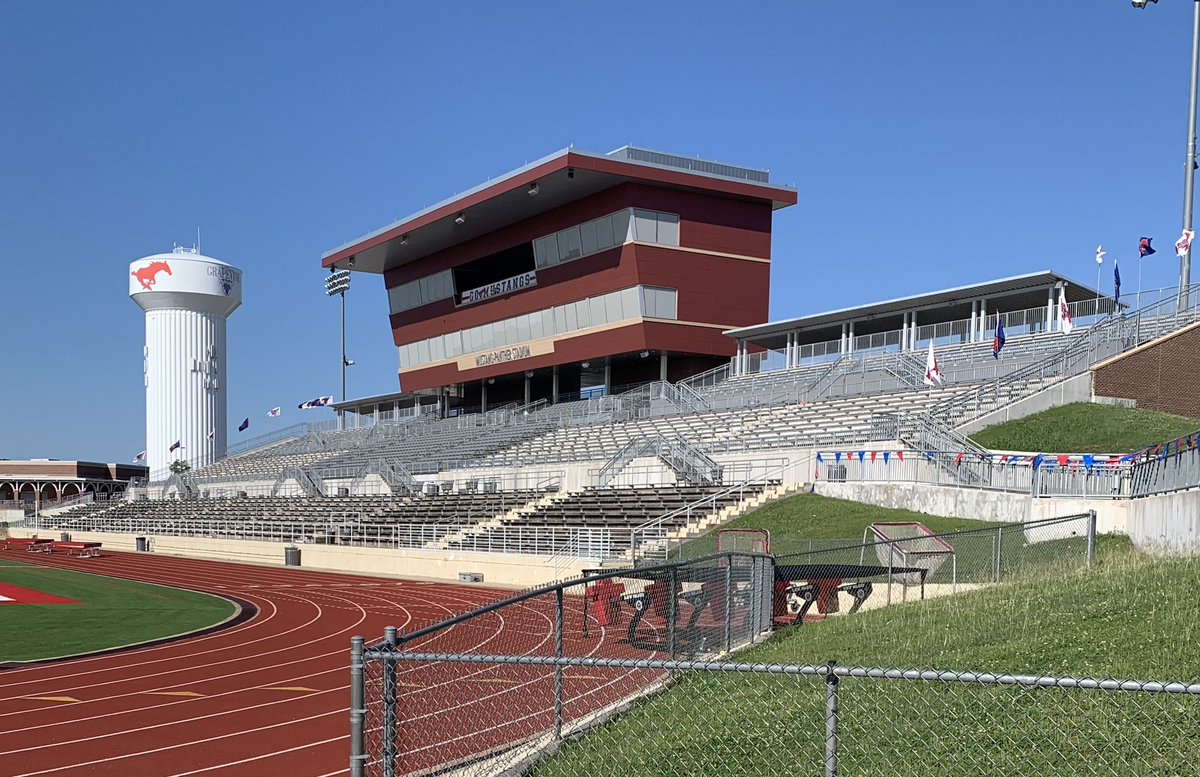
[[353, 653, 1200, 776], [351, 552, 776, 777]]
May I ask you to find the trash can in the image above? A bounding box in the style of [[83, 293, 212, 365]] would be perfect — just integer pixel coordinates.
[[60, 532, 71, 543], [135, 536, 147, 552], [284, 546, 301, 567]]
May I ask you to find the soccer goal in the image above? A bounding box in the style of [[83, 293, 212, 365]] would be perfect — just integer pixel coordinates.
[[717, 528, 770, 555], [862, 522, 956, 592]]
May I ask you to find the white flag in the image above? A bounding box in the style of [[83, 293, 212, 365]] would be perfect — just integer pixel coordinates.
[[1176, 230, 1195, 258], [133, 451, 146, 463], [1058, 287, 1074, 335], [1095, 245, 1105, 265], [267, 407, 281, 417], [923, 340, 943, 387], [298, 395, 334, 410]]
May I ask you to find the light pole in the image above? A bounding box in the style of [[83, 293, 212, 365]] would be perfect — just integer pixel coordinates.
[[325, 267, 352, 428], [1134, 0, 1200, 310]]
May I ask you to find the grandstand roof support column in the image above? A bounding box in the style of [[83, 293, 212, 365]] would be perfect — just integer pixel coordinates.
[[524, 373, 532, 405], [969, 300, 977, 343], [979, 298, 988, 342], [839, 323, 847, 355], [481, 379, 488, 412], [910, 311, 919, 350], [847, 321, 855, 355], [659, 352, 668, 382], [552, 365, 559, 404], [1046, 285, 1055, 333], [604, 362, 612, 395]]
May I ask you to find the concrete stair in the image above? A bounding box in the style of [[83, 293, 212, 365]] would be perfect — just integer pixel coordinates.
[[667, 481, 805, 542], [431, 489, 577, 549]]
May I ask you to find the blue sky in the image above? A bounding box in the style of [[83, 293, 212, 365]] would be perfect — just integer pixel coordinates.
[[0, 1, 1194, 463]]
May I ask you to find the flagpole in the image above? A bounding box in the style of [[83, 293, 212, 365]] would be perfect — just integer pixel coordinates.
[[1139, 255, 1144, 309], [1180, 0, 1200, 310]]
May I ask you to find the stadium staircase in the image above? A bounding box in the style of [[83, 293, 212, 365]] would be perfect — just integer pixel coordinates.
[[432, 489, 578, 550]]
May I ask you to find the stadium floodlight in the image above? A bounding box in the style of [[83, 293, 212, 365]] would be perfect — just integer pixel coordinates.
[[400, 234, 409, 246], [528, 182, 540, 196], [454, 212, 466, 224], [325, 268, 353, 428], [1132, 0, 1197, 309]]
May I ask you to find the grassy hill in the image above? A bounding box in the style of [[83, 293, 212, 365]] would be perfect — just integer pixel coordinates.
[[535, 546, 1200, 776], [679, 493, 988, 558], [969, 402, 1198, 453]]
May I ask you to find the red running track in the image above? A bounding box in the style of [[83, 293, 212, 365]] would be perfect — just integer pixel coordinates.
[[0, 548, 516, 777]]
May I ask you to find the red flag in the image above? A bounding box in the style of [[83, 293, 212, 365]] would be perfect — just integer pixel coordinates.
[[870, 450, 878, 463], [954, 453, 964, 466], [1057, 455, 1069, 468], [897, 451, 904, 462]]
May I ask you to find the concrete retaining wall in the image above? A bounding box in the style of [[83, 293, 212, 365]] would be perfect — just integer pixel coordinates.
[[5, 528, 586, 589], [813, 481, 1128, 534], [1126, 489, 1200, 555]]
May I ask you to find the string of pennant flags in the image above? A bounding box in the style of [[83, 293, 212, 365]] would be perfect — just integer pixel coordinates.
[[135, 395, 335, 461], [814, 432, 1200, 478]]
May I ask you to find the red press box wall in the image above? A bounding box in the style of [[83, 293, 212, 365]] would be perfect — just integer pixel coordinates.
[[387, 184, 774, 391]]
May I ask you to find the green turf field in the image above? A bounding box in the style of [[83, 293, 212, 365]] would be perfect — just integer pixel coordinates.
[[0, 560, 238, 663], [535, 546, 1200, 777], [969, 402, 1199, 453]]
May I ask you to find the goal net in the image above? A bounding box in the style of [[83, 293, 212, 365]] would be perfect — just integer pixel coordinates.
[[717, 528, 770, 555], [865, 522, 954, 586]]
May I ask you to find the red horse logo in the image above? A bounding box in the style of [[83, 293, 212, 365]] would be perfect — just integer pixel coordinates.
[[131, 261, 172, 290]]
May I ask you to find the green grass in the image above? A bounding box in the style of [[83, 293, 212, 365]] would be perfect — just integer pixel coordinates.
[[969, 402, 1199, 453], [678, 493, 996, 559], [536, 547, 1200, 776], [0, 560, 237, 662]]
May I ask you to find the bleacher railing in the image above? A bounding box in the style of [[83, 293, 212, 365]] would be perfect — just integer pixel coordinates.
[[929, 283, 1200, 431]]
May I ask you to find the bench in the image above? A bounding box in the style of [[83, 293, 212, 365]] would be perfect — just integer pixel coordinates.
[[52, 541, 102, 558], [4, 538, 53, 553]]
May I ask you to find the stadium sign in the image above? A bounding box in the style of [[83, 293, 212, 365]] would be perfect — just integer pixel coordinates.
[[460, 271, 537, 306], [453, 339, 555, 372]]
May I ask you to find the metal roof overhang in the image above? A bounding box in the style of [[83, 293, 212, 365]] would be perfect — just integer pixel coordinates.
[[725, 271, 1103, 349], [321, 148, 798, 274]]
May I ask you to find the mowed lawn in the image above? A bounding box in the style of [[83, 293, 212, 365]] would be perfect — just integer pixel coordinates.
[[535, 547, 1200, 777], [969, 402, 1200, 453], [0, 560, 237, 662]]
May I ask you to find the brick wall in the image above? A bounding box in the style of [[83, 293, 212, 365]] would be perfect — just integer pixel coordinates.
[[1092, 322, 1200, 419]]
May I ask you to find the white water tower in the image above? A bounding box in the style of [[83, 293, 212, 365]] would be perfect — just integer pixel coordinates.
[[129, 247, 243, 477]]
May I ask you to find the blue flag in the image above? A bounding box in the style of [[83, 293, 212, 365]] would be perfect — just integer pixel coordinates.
[[993, 320, 1006, 359], [1114, 262, 1121, 306], [238, 417, 250, 432], [1139, 237, 1156, 258]]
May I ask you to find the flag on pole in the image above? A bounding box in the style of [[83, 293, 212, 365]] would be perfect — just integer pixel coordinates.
[[298, 396, 334, 410], [206, 429, 215, 441], [992, 320, 1006, 359], [1095, 245, 1105, 265], [133, 451, 146, 463], [267, 407, 281, 417], [238, 418, 250, 432], [1176, 230, 1195, 258], [1139, 237, 1156, 258], [1114, 262, 1122, 306], [1058, 287, 1074, 334], [169, 440, 182, 452], [923, 340, 943, 386]]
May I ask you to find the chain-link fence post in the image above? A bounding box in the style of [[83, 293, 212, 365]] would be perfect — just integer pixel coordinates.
[[1087, 509, 1097, 568], [382, 625, 398, 777], [722, 558, 733, 654], [667, 566, 678, 660], [350, 636, 365, 777], [824, 660, 839, 777], [554, 587, 564, 740]]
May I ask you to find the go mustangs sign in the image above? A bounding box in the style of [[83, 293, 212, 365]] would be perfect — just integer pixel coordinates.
[[459, 271, 537, 306]]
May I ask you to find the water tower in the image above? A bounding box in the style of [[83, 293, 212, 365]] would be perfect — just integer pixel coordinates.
[[129, 247, 243, 477]]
